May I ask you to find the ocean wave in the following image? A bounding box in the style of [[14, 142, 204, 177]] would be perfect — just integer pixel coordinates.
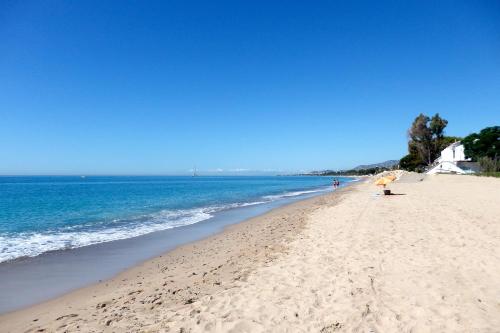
[[0, 207, 213, 263], [0, 187, 332, 263], [262, 187, 331, 200]]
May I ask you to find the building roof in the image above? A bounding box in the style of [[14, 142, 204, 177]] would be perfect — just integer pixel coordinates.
[[445, 141, 462, 150]]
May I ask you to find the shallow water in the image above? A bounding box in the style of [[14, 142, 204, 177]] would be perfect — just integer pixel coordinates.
[[0, 176, 352, 263], [0, 177, 354, 313]]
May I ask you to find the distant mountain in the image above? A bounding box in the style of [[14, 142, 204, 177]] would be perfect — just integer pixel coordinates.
[[353, 160, 399, 171], [297, 159, 400, 176]]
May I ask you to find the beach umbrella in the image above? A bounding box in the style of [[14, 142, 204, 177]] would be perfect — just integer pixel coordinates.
[[374, 176, 395, 187]]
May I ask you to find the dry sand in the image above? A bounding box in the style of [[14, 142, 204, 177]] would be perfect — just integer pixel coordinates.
[[1, 174, 499, 332]]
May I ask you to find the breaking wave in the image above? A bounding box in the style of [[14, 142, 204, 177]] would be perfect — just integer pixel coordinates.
[[0, 186, 332, 263]]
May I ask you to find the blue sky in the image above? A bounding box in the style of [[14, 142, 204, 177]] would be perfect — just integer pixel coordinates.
[[1, 1, 499, 175]]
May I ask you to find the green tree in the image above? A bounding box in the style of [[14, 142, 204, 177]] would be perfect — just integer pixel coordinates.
[[437, 136, 462, 152], [408, 114, 433, 165], [430, 113, 448, 140], [430, 113, 450, 154], [402, 113, 450, 171], [462, 126, 500, 161], [400, 143, 425, 171], [407, 113, 449, 166], [478, 156, 499, 173]]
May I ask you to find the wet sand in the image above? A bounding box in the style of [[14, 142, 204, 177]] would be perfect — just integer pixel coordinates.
[[1, 174, 499, 332], [0, 182, 352, 332], [0, 188, 332, 314]]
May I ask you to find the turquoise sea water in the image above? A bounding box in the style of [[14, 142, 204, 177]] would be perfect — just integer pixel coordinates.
[[0, 176, 353, 262]]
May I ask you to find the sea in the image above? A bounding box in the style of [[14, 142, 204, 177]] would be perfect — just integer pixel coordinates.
[[0, 176, 354, 263]]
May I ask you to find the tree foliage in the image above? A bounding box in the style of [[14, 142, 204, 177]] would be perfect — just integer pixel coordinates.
[[462, 126, 500, 161], [430, 114, 448, 140], [400, 116, 498, 174], [317, 166, 396, 176], [437, 136, 462, 152], [399, 143, 425, 172], [478, 156, 499, 173], [408, 114, 433, 165], [403, 113, 450, 169]]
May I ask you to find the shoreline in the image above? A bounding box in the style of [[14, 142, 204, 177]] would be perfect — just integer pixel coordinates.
[[2, 174, 499, 332], [0, 181, 355, 315], [0, 182, 359, 332], [0, 176, 342, 265]]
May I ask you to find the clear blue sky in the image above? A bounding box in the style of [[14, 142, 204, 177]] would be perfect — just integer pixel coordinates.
[[1, 1, 499, 175]]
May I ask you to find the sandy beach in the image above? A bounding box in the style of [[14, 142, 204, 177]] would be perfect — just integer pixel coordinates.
[[1, 174, 499, 332]]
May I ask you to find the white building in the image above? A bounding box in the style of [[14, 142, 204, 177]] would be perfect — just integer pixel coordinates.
[[426, 142, 478, 175]]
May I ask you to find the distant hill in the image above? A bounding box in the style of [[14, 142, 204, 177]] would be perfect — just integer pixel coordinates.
[[353, 160, 399, 171], [297, 160, 400, 176]]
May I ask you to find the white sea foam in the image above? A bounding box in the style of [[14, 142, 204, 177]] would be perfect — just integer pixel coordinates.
[[0, 207, 213, 263], [0, 187, 331, 263], [262, 187, 330, 200]]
